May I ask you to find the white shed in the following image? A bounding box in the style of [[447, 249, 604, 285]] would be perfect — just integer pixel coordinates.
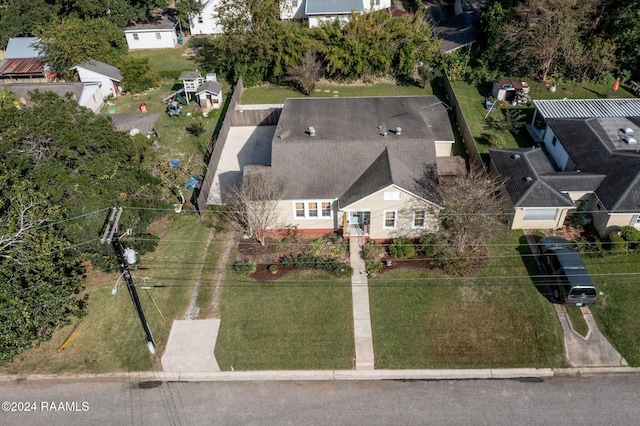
[[73, 59, 122, 98], [195, 81, 223, 111], [124, 18, 179, 50]]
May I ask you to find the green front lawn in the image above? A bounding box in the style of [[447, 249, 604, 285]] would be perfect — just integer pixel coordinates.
[[214, 269, 354, 370], [584, 252, 640, 366], [369, 230, 565, 369]]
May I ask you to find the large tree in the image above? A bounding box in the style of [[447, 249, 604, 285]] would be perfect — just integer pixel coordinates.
[[36, 16, 128, 78], [0, 170, 86, 361], [0, 0, 59, 49]]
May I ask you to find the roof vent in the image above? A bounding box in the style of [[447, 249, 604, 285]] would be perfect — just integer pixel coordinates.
[[511, 154, 521, 159], [395, 127, 402, 135], [381, 131, 387, 137], [623, 137, 638, 145], [307, 126, 316, 136], [621, 127, 634, 135], [523, 176, 533, 182]]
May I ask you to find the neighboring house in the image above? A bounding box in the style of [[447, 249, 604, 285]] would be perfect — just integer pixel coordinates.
[[189, 0, 223, 35], [6, 82, 104, 113], [429, 0, 482, 53], [195, 80, 223, 112], [212, 96, 457, 241], [109, 113, 161, 138], [0, 37, 53, 81], [490, 98, 640, 236], [124, 17, 179, 50], [280, 0, 391, 28], [73, 59, 123, 98]]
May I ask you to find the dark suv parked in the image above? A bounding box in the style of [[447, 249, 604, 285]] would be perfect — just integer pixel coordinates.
[[538, 236, 597, 307]]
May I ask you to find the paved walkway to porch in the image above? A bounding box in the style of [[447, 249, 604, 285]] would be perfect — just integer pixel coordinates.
[[349, 236, 375, 370]]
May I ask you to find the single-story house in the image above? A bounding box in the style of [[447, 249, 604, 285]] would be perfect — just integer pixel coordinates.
[[195, 80, 223, 112], [73, 59, 123, 98], [108, 113, 161, 138], [5, 82, 104, 113], [490, 98, 640, 236], [189, 0, 223, 35], [124, 17, 179, 50], [280, 0, 391, 28], [0, 37, 53, 81], [216, 96, 457, 241]]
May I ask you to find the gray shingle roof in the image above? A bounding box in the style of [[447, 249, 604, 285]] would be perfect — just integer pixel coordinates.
[[108, 113, 161, 135], [6, 83, 85, 106], [534, 98, 640, 119], [305, 0, 364, 14], [268, 96, 451, 204], [195, 81, 222, 95], [546, 117, 640, 212], [179, 71, 201, 80], [75, 59, 122, 81], [489, 148, 578, 208]]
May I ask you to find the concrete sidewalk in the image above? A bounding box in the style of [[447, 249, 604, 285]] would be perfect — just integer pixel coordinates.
[[349, 236, 375, 370]]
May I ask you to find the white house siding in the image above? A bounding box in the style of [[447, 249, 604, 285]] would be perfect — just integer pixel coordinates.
[[78, 84, 104, 113], [511, 207, 567, 230], [75, 67, 118, 98], [125, 29, 177, 50], [341, 185, 440, 240], [543, 128, 571, 171], [274, 199, 338, 233], [280, 0, 305, 20], [435, 140, 454, 157], [190, 0, 223, 35]]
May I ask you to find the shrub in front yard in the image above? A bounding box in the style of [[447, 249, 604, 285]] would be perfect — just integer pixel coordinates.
[[389, 237, 416, 259], [419, 233, 445, 256], [607, 232, 626, 254], [619, 226, 640, 250], [234, 260, 257, 275], [280, 254, 352, 278], [365, 260, 384, 277]]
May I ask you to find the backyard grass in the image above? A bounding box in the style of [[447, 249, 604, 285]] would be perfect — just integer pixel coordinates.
[[369, 229, 565, 369], [584, 252, 640, 366], [450, 78, 637, 154], [130, 48, 196, 75], [241, 81, 433, 104], [0, 214, 213, 374], [214, 269, 354, 370]]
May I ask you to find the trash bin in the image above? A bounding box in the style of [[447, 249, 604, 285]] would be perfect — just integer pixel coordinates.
[[140, 103, 147, 113]]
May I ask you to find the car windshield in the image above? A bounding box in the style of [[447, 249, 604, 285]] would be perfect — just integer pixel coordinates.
[[570, 287, 597, 297]]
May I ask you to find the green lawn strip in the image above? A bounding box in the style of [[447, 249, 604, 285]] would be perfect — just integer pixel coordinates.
[[194, 230, 227, 318], [584, 252, 640, 366], [129, 49, 196, 75], [565, 306, 589, 337], [241, 82, 433, 104], [215, 269, 354, 370], [369, 230, 565, 369], [0, 214, 212, 374]]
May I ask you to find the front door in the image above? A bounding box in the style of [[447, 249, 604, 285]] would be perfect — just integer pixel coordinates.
[[350, 211, 364, 225]]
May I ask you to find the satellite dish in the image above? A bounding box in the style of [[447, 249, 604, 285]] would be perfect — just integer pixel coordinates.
[[129, 128, 140, 136]]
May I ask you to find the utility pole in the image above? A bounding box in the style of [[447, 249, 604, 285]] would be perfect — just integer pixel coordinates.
[[101, 207, 156, 354]]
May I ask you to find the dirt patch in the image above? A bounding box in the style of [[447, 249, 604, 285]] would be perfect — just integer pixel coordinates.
[[377, 255, 437, 273], [548, 223, 600, 242]]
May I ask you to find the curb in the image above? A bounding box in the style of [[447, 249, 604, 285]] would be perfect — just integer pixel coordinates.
[[1, 367, 638, 383]]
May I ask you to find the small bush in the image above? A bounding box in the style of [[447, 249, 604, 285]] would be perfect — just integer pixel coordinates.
[[364, 240, 386, 262], [268, 264, 278, 272], [233, 260, 256, 275], [618, 226, 640, 249], [274, 237, 292, 250], [278, 254, 351, 277], [389, 237, 416, 259], [607, 232, 626, 254], [365, 260, 384, 277], [309, 238, 323, 255], [419, 233, 445, 256], [186, 122, 206, 137]]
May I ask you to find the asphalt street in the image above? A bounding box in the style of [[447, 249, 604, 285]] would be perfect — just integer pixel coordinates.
[[1, 375, 639, 425]]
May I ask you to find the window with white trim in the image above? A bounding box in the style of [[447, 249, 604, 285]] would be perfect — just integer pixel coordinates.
[[198, 15, 203, 23], [413, 211, 426, 228], [384, 211, 397, 229], [292, 0, 298, 7], [321, 202, 331, 217], [133, 33, 139, 40], [293, 201, 333, 219], [155, 32, 161, 39], [308, 202, 318, 218], [523, 208, 558, 221]]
